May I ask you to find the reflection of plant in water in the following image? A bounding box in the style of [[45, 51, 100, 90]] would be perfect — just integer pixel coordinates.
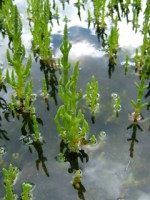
[[40, 60, 58, 108], [145, 82, 150, 110], [19, 108, 44, 144], [0, 97, 11, 132], [59, 140, 89, 172], [57, 140, 87, 200], [32, 141, 49, 177], [0, 102, 9, 140], [70, 169, 86, 200], [19, 112, 49, 176], [74, 0, 85, 21], [127, 123, 142, 158], [108, 0, 121, 20], [85, 75, 99, 123]]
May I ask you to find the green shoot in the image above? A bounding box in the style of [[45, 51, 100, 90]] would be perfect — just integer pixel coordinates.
[[71, 169, 82, 189], [107, 17, 119, 64], [59, 17, 72, 86], [3, 4, 33, 113], [21, 182, 33, 200], [130, 70, 148, 123], [111, 93, 121, 117], [33, 114, 41, 142], [2, 164, 19, 200], [42, 77, 48, 100], [85, 75, 99, 123], [124, 54, 129, 75]]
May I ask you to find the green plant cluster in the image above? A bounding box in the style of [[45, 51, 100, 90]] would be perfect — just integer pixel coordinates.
[[55, 21, 97, 152], [88, 0, 107, 43], [111, 93, 121, 117], [134, 0, 150, 77], [0, 68, 6, 92], [21, 182, 33, 200], [2, 0, 17, 44], [2, 1, 33, 112], [2, 164, 33, 200], [130, 70, 148, 123], [107, 17, 119, 64], [85, 75, 99, 121], [27, 0, 58, 61], [2, 164, 19, 200], [59, 17, 72, 86]]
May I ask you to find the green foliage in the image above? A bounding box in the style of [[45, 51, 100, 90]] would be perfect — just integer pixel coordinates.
[[59, 17, 72, 86], [88, 0, 107, 42], [3, 4, 33, 111], [59, 62, 82, 112], [33, 114, 41, 142], [55, 105, 89, 151], [2, 164, 19, 200], [2, 0, 18, 42], [42, 77, 48, 99], [55, 22, 97, 152], [134, 0, 150, 77], [2, 164, 33, 200], [55, 63, 88, 152], [2, 179, 16, 200], [130, 70, 148, 121], [108, 17, 119, 62], [2, 164, 19, 185], [71, 170, 82, 189], [93, 0, 106, 27], [89, 134, 97, 145], [0, 68, 6, 92], [27, 0, 53, 61], [21, 182, 33, 200], [85, 75, 99, 120], [111, 93, 121, 117], [124, 54, 129, 75]]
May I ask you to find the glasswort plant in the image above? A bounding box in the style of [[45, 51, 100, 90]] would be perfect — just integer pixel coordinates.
[[85, 75, 99, 123]]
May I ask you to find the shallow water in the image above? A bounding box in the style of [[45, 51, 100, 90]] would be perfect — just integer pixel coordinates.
[[0, 0, 150, 200]]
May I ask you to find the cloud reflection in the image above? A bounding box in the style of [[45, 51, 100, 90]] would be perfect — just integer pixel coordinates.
[[84, 158, 125, 199]]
